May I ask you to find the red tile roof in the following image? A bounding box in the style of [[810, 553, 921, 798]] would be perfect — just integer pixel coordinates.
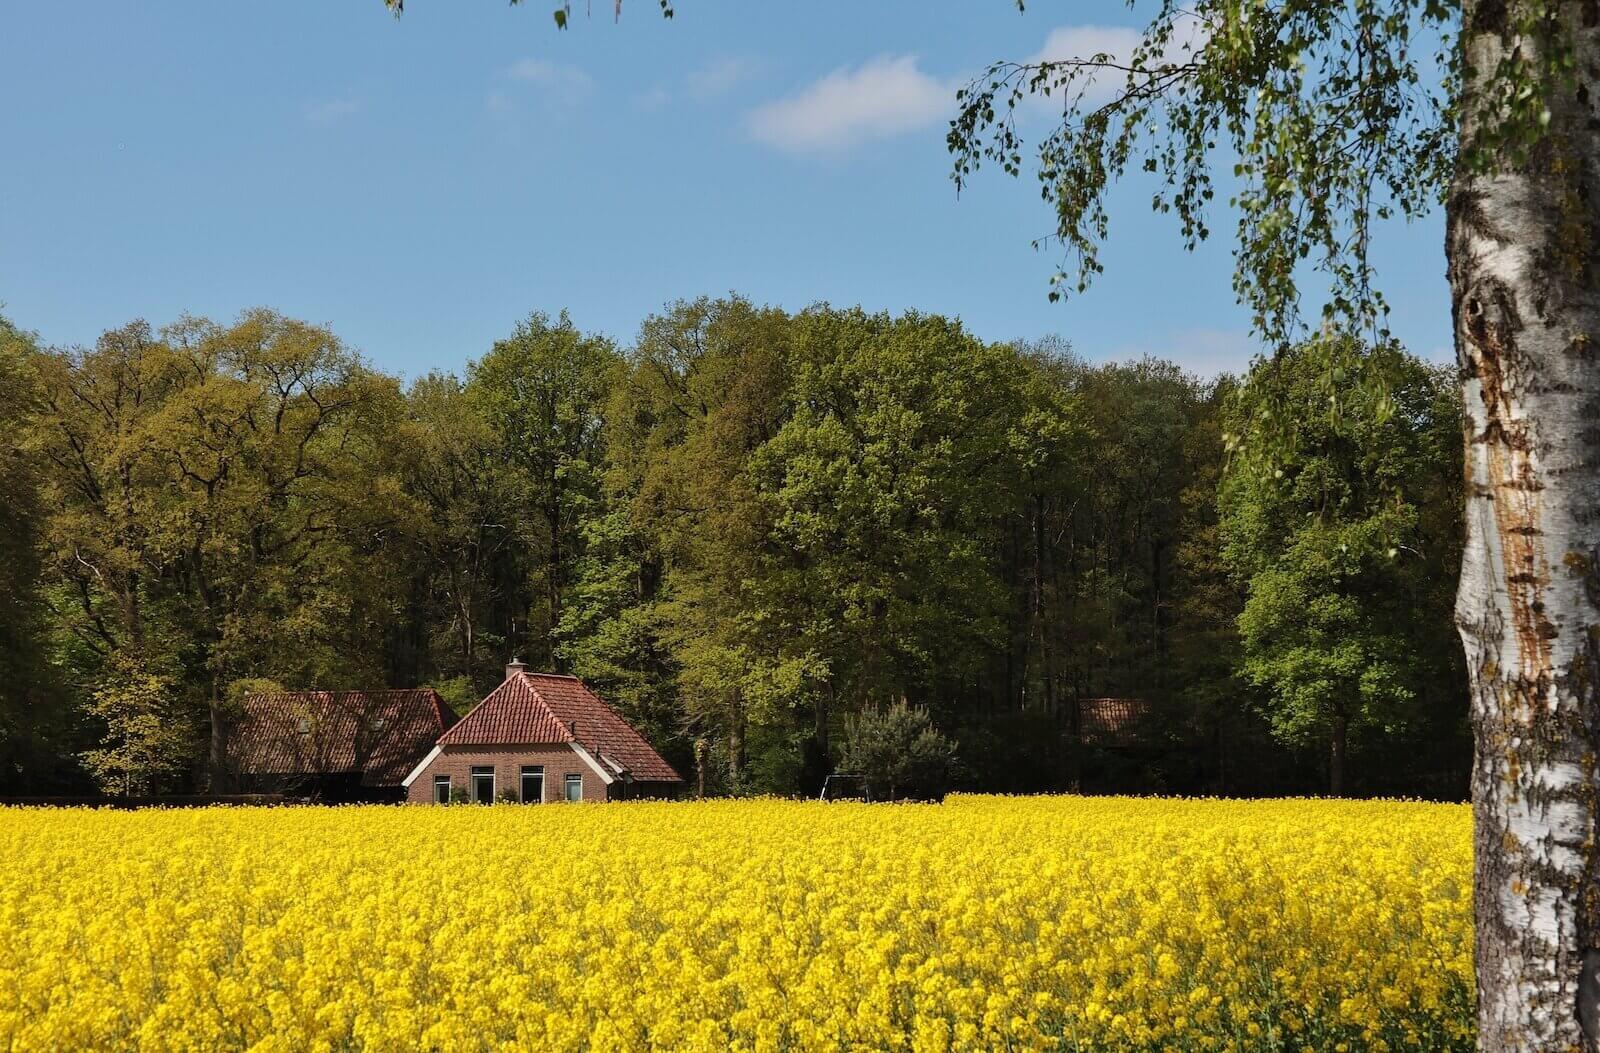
[[441, 672, 683, 783], [229, 689, 457, 786], [1078, 697, 1152, 747]]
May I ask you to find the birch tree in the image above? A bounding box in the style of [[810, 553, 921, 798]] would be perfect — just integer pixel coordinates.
[[949, 2, 1600, 1047]]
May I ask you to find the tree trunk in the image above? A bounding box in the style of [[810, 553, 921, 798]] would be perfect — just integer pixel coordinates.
[[1067, 695, 1082, 793], [726, 702, 746, 792], [1329, 710, 1347, 797], [208, 679, 230, 794], [1450, 5, 1600, 1047]]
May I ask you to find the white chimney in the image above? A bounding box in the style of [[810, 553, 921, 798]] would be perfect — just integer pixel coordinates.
[[506, 657, 528, 679]]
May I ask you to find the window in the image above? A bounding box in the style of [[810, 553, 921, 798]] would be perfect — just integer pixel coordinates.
[[471, 766, 495, 804], [520, 765, 544, 804], [433, 775, 451, 805], [564, 773, 583, 802]]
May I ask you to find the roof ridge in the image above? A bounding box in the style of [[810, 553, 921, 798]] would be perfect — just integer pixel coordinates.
[[518, 678, 578, 743], [422, 687, 456, 732], [245, 687, 430, 698], [439, 675, 576, 746]]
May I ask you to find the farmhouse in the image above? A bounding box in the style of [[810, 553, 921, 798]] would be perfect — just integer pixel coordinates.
[[401, 660, 684, 803], [229, 688, 459, 802]]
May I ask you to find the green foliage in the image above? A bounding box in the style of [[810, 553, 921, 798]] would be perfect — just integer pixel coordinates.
[[748, 308, 1025, 704], [32, 311, 411, 785], [469, 311, 616, 668], [400, 370, 522, 687], [1, 297, 1470, 800], [1218, 337, 1464, 791], [0, 315, 75, 792], [840, 700, 959, 801], [79, 652, 195, 795], [557, 504, 684, 760], [949, 1, 1465, 346], [427, 675, 482, 718]]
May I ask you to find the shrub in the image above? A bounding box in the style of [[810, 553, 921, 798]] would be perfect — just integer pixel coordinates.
[[840, 700, 958, 801]]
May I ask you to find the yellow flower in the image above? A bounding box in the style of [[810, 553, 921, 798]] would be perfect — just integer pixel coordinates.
[[0, 795, 1474, 1051]]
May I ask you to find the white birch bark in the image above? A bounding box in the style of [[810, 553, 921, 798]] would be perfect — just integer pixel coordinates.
[[1450, 4, 1600, 1049]]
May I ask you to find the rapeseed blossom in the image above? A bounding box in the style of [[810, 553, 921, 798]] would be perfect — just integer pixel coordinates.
[[0, 795, 1472, 1051]]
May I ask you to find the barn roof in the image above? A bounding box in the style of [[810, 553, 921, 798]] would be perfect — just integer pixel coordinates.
[[230, 689, 457, 787], [441, 671, 682, 783], [1078, 697, 1153, 747]]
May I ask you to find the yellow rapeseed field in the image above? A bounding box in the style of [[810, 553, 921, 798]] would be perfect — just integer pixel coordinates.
[[0, 796, 1472, 1052]]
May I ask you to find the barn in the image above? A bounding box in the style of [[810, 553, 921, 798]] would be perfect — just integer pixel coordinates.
[[228, 688, 458, 802]]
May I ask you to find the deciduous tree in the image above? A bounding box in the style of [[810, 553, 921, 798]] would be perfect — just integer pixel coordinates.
[[35, 311, 409, 788], [1220, 339, 1462, 794], [950, 1, 1600, 1042], [469, 312, 616, 668]]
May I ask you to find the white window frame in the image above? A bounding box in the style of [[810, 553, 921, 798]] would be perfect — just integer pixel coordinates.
[[564, 773, 583, 802], [433, 775, 451, 804], [520, 765, 544, 804], [471, 765, 495, 804]]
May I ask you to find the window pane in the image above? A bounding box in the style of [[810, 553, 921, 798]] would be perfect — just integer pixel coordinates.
[[565, 774, 582, 802], [521, 771, 543, 803], [434, 776, 450, 804], [471, 766, 494, 804]]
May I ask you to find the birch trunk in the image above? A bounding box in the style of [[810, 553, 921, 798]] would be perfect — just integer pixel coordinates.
[[1449, 4, 1600, 1048]]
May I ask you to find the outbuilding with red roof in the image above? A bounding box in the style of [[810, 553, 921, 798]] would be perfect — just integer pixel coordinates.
[[228, 688, 459, 801]]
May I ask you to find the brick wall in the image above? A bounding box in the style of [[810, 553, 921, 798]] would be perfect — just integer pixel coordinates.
[[406, 744, 609, 804]]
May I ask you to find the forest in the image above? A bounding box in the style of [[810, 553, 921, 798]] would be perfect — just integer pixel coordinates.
[[0, 299, 1467, 799]]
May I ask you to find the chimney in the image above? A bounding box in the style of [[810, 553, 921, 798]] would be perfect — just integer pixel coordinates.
[[506, 657, 528, 679]]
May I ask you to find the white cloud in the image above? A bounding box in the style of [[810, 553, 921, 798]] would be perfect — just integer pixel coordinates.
[[1026, 19, 1207, 108], [743, 19, 1206, 155], [746, 54, 953, 154], [686, 56, 757, 100], [1032, 25, 1144, 65], [635, 56, 758, 112], [633, 84, 672, 111], [1029, 25, 1139, 107], [304, 97, 362, 126], [504, 58, 592, 103]]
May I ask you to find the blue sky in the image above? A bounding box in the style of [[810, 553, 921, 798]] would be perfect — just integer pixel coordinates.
[[1, 1, 1453, 381]]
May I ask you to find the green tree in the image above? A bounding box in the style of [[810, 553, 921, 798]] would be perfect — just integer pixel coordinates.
[[0, 315, 72, 792], [613, 297, 793, 791], [1166, 377, 1252, 794], [79, 652, 194, 796], [400, 371, 524, 687], [468, 312, 616, 668], [556, 502, 684, 760], [745, 308, 1027, 782], [35, 312, 410, 787], [1219, 338, 1461, 795], [840, 700, 958, 801], [948, 1, 1597, 1037]]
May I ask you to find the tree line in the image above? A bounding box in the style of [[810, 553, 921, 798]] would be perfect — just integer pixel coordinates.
[[0, 299, 1467, 798]]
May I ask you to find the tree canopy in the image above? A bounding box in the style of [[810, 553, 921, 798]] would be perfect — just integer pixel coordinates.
[[0, 299, 1468, 800]]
